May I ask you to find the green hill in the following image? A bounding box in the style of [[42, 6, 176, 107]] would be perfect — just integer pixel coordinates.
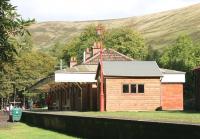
[[28, 3, 200, 51]]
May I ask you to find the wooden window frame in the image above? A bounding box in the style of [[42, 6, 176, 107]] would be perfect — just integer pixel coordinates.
[[138, 84, 145, 93], [121, 83, 145, 94], [122, 84, 129, 93], [130, 84, 137, 93]]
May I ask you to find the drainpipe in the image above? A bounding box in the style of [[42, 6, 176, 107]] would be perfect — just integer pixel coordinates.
[[99, 41, 104, 112], [96, 24, 105, 112], [160, 76, 163, 109]]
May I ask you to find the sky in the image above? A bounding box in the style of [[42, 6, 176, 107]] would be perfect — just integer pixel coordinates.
[[11, 0, 200, 22]]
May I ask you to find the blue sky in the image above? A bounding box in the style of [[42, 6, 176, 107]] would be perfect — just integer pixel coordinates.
[[11, 0, 200, 22]]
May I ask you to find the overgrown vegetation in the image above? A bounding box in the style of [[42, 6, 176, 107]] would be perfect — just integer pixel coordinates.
[[0, 0, 34, 69]]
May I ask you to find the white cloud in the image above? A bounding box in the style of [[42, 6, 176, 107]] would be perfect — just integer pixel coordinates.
[[11, 0, 200, 21]]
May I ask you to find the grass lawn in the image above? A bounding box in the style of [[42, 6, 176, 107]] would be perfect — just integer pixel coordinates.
[[0, 122, 77, 139], [46, 111, 200, 125]]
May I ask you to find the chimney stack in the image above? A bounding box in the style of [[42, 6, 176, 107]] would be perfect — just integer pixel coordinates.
[[92, 42, 101, 55], [70, 57, 77, 68]]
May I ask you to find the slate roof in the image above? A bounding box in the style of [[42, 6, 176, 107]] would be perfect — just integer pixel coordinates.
[[28, 75, 55, 92], [55, 48, 133, 74], [84, 48, 133, 64], [55, 64, 97, 73], [100, 61, 163, 77], [160, 68, 185, 74]]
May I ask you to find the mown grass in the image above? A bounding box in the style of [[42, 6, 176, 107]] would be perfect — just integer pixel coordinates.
[[46, 111, 200, 124], [0, 122, 77, 139]]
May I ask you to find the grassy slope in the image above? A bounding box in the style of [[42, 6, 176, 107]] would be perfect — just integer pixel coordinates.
[[0, 123, 76, 139], [28, 3, 200, 51]]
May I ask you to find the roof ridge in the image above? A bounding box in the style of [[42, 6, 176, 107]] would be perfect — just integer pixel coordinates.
[[84, 48, 134, 64], [160, 68, 186, 74], [108, 48, 134, 61]]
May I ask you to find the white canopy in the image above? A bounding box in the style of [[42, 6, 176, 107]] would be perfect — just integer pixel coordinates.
[[55, 72, 96, 83], [160, 68, 185, 83], [161, 73, 185, 83]]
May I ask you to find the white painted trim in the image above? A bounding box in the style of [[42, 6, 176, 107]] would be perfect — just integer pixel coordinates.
[[55, 73, 96, 83], [161, 73, 185, 83]]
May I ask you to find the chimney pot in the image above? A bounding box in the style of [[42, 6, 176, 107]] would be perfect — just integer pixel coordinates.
[[86, 48, 90, 53], [84, 48, 91, 62], [92, 42, 101, 55], [70, 57, 77, 68]]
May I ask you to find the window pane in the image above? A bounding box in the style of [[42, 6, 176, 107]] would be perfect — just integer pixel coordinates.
[[123, 84, 129, 93], [131, 84, 136, 93], [138, 84, 144, 93]]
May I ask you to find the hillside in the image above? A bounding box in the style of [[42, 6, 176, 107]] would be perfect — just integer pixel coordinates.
[[28, 3, 200, 51]]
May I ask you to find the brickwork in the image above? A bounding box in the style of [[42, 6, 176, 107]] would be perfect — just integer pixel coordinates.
[[105, 77, 161, 111], [161, 83, 183, 110]]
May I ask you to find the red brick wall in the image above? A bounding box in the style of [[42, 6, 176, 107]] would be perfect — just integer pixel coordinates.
[[105, 78, 161, 111], [161, 83, 183, 110]]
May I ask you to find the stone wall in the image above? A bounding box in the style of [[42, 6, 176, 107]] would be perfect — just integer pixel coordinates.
[[21, 112, 200, 138]]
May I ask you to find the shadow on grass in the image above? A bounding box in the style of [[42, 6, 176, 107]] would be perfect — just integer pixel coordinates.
[[22, 122, 81, 139], [160, 110, 200, 114]]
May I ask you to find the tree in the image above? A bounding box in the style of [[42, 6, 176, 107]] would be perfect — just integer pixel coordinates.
[[48, 41, 65, 59], [146, 45, 161, 61], [0, 51, 56, 100], [159, 34, 200, 71], [159, 34, 200, 107], [62, 25, 147, 63], [0, 0, 34, 69], [62, 25, 98, 63], [105, 27, 147, 60]]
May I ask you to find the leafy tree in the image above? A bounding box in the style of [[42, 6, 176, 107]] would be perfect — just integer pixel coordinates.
[[62, 25, 98, 63], [146, 45, 161, 61], [0, 0, 35, 106], [159, 34, 200, 108], [48, 41, 65, 59], [0, 0, 34, 69], [62, 25, 147, 63], [159, 34, 200, 71], [62, 37, 80, 64], [105, 27, 147, 60], [0, 51, 56, 99]]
